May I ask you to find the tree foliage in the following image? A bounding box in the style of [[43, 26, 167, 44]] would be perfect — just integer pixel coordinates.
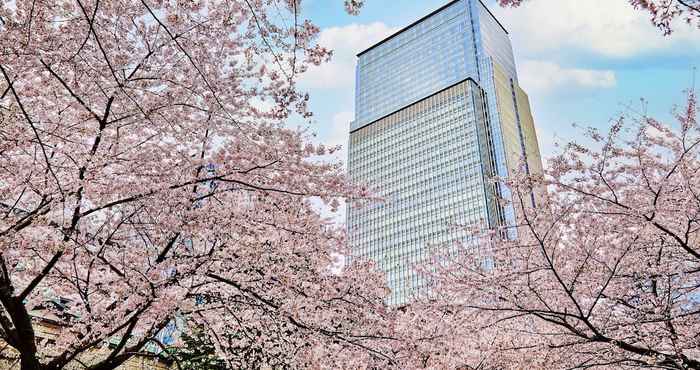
[[410, 93, 700, 369], [0, 1, 394, 369]]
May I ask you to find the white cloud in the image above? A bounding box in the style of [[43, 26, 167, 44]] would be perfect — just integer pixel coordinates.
[[306, 110, 353, 164], [308, 111, 355, 225], [519, 60, 617, 93], [327, 111, 353, 162], [299, 22, 397, 90], [492, 0, 700, 58]]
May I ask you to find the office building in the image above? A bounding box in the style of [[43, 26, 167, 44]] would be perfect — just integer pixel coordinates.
[[347, 0, 544, 304]]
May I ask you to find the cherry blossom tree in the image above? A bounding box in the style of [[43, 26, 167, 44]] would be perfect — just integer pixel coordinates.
[[497, 0, 700, 35], [0, 1, 399, 369], [417, 93, 700, 369]]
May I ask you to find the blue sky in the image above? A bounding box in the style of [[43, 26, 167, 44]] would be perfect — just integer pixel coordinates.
[[295, 0, 699, 163]]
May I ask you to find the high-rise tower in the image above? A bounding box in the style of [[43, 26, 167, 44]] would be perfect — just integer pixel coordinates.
[[347, 0, 544, 304]]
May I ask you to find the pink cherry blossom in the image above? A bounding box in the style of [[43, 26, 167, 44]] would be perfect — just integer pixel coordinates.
[[0, 1, 395, 369], [413, 92, 700, 369]]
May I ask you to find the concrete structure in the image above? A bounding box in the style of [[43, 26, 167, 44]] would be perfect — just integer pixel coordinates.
[[347, 0, 544, 304]]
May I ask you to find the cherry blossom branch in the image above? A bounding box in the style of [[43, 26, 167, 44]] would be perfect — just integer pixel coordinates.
[[138, 0, 237, 124], [75, 0, 122, 87], [80, 172, 310, 218], [39, 59, 101, 121], [0, 196, 52, 237], [69, 0, 100, 61], [206, 272, 397, 363], [677, 0, 700, 12], [16, 251, 63, 302], [243, 0, 292, 82], [0, 64, 65, 198]]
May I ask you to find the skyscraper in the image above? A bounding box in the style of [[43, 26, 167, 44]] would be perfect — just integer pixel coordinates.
[[347, 0, 544, 304]]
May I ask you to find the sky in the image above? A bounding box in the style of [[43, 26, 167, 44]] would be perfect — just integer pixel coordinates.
[[293, 0, 700, 167]]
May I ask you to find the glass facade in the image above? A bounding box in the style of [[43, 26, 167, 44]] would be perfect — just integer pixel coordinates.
[[348, 0, 544, 304], [353, 1, 476, 130], [349, 80, 496, 304]]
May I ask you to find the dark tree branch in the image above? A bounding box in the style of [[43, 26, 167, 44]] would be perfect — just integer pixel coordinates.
[[39, 59, 101, 121], [0, 64, 65, 198], [75, 0, 122, 87], [677, 0, 700, 13], [17, 251, 64, 302]]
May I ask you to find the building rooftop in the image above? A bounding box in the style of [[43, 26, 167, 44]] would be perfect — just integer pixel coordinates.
[[356, 0, 508, 57]]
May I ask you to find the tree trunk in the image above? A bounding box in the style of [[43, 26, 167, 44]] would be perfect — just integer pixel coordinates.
[[1, 296, 41, 370], [19, 355, 42, 370]]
